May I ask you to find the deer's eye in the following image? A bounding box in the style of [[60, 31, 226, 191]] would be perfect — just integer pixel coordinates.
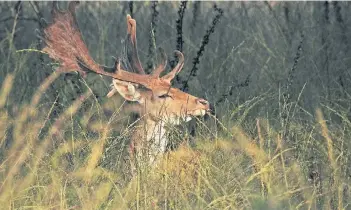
[[158, 94, 172, 99]]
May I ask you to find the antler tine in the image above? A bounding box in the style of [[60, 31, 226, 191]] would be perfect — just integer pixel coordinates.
[[151, 47, 168, 77], [126, 15, 145, 74], [162, 50, 184, 82], [43, 1, 158, 89]]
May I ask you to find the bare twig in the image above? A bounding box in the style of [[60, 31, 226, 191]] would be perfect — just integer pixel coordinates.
[[182, 4, 223, 91]]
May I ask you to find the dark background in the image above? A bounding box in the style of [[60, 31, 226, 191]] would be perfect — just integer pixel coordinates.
[[1, 1, 351, 133]]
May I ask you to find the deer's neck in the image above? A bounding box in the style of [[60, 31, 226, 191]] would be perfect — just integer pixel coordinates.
[[132, 117, 169, 165]]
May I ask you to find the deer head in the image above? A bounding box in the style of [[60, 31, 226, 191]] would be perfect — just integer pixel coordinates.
[[43, 1, 210, 124]]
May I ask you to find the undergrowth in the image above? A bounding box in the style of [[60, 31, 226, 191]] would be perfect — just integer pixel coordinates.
[[0, 71, 350, 210]]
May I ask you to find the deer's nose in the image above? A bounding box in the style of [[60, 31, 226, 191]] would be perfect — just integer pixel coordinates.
[[196, 98, 209, 106]]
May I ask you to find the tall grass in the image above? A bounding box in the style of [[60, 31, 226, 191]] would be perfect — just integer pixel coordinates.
[[1, 70, 351, 209]]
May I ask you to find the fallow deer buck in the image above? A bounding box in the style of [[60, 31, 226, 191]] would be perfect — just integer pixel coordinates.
[[42, 1, 210, 172]]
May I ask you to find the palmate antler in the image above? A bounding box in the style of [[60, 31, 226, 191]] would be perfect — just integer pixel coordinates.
[[43, 1, 184, 90]]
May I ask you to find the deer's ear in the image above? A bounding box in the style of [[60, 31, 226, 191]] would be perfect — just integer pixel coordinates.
[[109, 79, 144, 103]]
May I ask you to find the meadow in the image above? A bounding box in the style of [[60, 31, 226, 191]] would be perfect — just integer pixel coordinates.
[[0, 1, 351, 209]]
